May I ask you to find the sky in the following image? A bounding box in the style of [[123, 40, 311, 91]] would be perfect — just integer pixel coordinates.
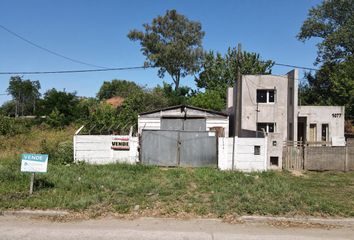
[[0, 0, 322, 104]]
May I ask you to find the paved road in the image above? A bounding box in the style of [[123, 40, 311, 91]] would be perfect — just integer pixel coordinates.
[[1, 216, 354, 240]]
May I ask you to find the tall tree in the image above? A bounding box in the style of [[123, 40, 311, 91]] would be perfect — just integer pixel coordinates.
[[298, 0, 354, 118], [6, 76, 41, 117], [128, 9, 205, 90], [297, 0, 354, 64], [195, 48, 274, 100]]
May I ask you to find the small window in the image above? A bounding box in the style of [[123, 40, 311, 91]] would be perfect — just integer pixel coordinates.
[[257, 123, 275, 133], [257, 90, 267, 103], [257, 89, 275, 103], [254, 146, 261, 155], [272, 141, 277, 146], [270, 157, 279, 166]]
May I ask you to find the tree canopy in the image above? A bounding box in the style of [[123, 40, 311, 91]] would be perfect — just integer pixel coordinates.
[[96, 79, 143, 100], [128, 9, 205, 90], [298, 0, 354, 119], [7, 76, 41, 117], [297, 0, 354, 64], [195, 48, 274, 100]]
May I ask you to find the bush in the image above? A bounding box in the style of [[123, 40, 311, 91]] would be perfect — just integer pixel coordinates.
[[0, 115, 33, 136], [40, 139, 73, 165]]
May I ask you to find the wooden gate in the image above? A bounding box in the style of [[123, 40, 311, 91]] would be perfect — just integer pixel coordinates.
[[282, 141, 304, 170]]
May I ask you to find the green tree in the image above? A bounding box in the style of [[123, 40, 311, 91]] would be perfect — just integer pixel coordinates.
[[128, 9, 205, 90], [297, 0, 354, 64], [300, 58, 354, 117], [195, 48, 274, 102], [38, 88, 79, 126], [84, 103, 120, 134], [153, 82, 190, 106], [298, 0, 354, 118], [6, 76, 41, 117], [188, 90, 225, 111], [96, 79, 143, 100], [117, 90, 170, 133]]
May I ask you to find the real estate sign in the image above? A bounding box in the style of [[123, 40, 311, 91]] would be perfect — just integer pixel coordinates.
[[20, 153, 48, 173]]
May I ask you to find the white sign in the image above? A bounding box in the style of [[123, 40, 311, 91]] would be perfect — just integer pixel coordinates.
[[21, 154, 48, 173]]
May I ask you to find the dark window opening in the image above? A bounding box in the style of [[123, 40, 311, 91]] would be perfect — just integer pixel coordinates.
[[270, 157, 279, 166], [269, 90, 275, 102], [257, 123, 275, 133], [254, 146, 261, 155], [257, 89, 275, 103], [257, 90, 267, 103]]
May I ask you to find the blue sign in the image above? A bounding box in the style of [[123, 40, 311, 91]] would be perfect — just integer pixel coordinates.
[[21, 154, 49, 173]]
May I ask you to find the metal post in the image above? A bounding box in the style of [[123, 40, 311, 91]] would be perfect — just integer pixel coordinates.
[[29, 173, 35, 195]]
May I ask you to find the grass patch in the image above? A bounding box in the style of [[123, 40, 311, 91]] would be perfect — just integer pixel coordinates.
[[1, 126, 354, 218], [1, 157, 354, 217]]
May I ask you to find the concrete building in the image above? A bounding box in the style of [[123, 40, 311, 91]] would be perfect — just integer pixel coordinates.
[[227, 69, 345, 169], [227, 69, 345, 143]]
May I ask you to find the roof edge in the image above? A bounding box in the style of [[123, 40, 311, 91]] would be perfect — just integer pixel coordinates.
[[139, 104, 228, 117]]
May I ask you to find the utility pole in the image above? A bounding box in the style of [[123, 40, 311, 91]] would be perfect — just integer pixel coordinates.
[[234, 43, 242, 137], [232, 43, 242, 170]]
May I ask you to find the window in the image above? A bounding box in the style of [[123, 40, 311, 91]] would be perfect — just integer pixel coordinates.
[[257, 123, 275, 133], [254, 146, 260, 155], [321, 124, 329, 142], [270, 157, 279, 166], [257, 89, 275, 103]]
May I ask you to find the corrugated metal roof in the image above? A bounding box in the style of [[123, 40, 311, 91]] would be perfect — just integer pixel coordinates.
[[139, 104, 228, 117]]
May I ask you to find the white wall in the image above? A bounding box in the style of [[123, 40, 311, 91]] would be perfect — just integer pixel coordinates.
[[206, 118, 229, 137], [218, 137, 267, 172], [73, 135, 138, 164], [138, 117, 161, 134]]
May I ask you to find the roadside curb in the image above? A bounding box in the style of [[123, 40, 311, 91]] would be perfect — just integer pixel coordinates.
[[1, 211, 354, 227], [238, 215, 354, 226], [1, 210, 69, 217]]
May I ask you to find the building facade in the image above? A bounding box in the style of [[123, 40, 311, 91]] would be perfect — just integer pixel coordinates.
[[227, 69, 345, 144]]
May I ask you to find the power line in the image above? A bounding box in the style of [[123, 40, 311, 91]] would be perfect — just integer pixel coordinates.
[[0, 62, 317, 76], [0, 66, 146, 75], [0, 24, 107, 69], [273, 62, 318, 71]]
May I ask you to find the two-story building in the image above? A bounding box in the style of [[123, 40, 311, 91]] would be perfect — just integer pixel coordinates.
[[227, 69, 345, 143], [227, 69, 345, 169]]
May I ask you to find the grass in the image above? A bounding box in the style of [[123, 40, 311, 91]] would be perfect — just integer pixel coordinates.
[[1, 157, 354, 217], [1, 126, 354, 218]]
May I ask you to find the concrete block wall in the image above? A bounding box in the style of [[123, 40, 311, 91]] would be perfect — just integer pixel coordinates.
[[218, 137, 267, 172], [74, 135, 139, 164]]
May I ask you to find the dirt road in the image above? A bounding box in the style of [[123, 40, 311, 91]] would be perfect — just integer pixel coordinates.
[[1, 216, 353, 240]]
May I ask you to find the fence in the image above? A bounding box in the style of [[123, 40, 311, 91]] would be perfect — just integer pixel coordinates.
[[282, 141, 304, 171], [282, 139, 354, 171], [73, 135, 139, 164], [218, 137, 267, 172]]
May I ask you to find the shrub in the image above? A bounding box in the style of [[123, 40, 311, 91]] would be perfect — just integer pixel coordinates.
[[40, 139, 73, 165]]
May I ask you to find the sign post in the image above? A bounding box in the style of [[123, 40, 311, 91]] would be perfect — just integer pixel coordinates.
[[20, 153, 48, 195]]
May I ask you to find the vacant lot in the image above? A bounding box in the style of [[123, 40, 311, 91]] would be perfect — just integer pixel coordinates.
[[1, 127, 354, 218], [1, 157, 354, 218]]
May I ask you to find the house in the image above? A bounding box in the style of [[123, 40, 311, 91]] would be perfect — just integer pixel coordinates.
[[138, 105, 229, 137], [226, 69, 345, 169], [227, 69, 345, 143]]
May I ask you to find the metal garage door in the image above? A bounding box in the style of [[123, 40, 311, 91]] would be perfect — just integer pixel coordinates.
[[141, 129, 217, 167]]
